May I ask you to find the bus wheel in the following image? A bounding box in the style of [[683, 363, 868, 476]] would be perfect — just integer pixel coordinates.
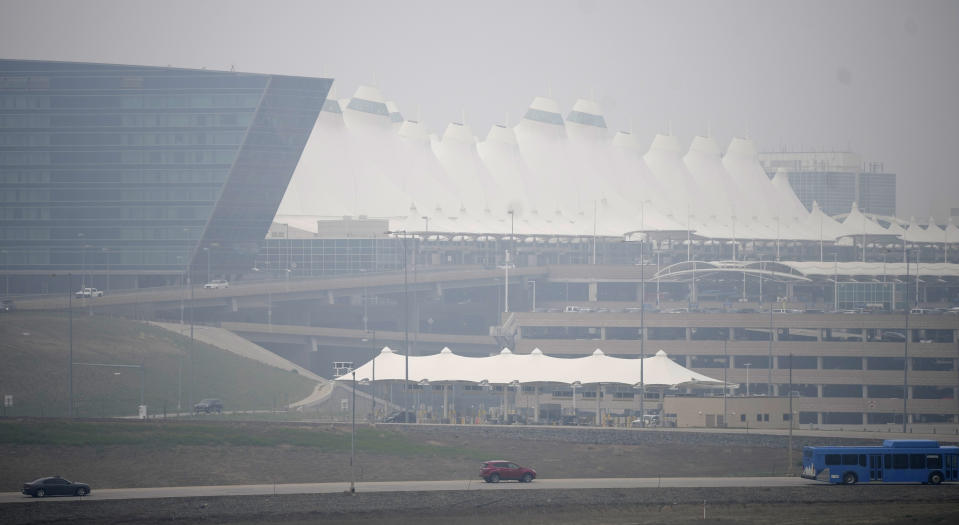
[[842, 472, 857, 485], [929, 472, 943, 485]]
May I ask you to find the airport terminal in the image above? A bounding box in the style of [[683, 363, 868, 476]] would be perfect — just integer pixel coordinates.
[[2, 59, 958, 431]]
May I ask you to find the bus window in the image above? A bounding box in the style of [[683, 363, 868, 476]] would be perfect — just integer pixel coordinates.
[[884, 454, 892, 468], [859, 454, 866, 467], [910, 455, 925, 469], [842, 454, 858, 465], [893, 454, 908, 469], [826, 454, 841, 466], [947, 455, 958, 468], [926, 455, 942, 469]]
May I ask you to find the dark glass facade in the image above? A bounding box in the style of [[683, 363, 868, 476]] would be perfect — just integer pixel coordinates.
[[0, 59, 330, 280]]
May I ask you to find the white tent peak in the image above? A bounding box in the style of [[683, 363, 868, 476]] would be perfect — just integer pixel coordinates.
[[499, 348, 513, 355], [689, 135, 722, 156], [351, 84, 386, 103], [592, 348, 605, 356], [440, 347, 452, 354], [649, 133, 682, 153], [567, 98, 607, 129], [655, 349, 668, 357], [530, 348, 543, 355], [380, 347, 393, 355], [726, 137, 758, 159], [441, 121, 476, 143]]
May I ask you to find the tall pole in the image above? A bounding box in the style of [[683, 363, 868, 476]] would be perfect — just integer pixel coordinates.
[[592, 201, 597, 265], [903, 250, 909, 433], [768, 268, 774, 395], [723, 340, 728, 427], [640, 238, 646, 427], [745, 363, 751, 396], [370, 330, 376, 423], [68, 273, 73, 417], [189, 270, 195, 410], [350, 370, 356, 493], [403, 233, 410, 423], [788, 353, 794, 473]]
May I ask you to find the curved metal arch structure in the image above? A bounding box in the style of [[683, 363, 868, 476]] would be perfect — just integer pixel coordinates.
[[653, 260, 813, 283]]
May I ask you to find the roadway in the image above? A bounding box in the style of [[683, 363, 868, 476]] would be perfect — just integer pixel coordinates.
[[0, 476, 817, 503], [12, 266, 548, 311]]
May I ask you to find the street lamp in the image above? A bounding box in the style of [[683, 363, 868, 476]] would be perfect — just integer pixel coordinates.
[[570, 381, 581, 425], [387, 230, 412, 423], [101, 247, 110, 294], [744, 363, 752, 396], [362, 330, 377, 422], [350, 369, 356, 493], [67, 273, 73, 417], [640, 236, 646, 427], [1, 249, 8, 297], [205, 246, 214, 280], [505, 210, 514, 314]]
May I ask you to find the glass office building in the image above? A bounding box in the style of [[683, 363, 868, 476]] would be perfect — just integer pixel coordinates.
[[0, 59, 331, 289]]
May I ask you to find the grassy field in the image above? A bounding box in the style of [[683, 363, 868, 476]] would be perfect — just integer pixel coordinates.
[[0, 419, 489, 458], [0, 312, 316, 417], [0, 419, 799, 490]]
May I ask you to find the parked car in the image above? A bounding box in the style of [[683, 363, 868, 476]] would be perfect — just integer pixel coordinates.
[[193, 398, 223, 414], [479, 460, 536, 483], [203, 279, 229, 289], [74, 287, 104, 298], [21, 476, 90, 497], [631, 414, 660, 427], [383, 410, 416, 423]]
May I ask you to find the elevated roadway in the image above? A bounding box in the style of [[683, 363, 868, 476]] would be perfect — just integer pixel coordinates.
[[13, 266, 549, 312]]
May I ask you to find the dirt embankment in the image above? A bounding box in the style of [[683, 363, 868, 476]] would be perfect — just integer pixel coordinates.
[[4, 486, 959, 525]]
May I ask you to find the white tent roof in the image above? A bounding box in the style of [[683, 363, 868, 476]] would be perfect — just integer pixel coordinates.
[[904, 216, 942, 244], [805, 201, 847, 242], [839, 203, 891, 237], [275, 85, 920, 244], [337, 347, 724, 387], [945, 218, 959, 243]]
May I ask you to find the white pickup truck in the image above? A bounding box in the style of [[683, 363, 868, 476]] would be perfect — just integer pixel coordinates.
[[74, 287, 104, 298]]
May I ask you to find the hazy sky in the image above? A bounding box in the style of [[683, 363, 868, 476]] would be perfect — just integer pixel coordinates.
[[2, 0, 956, 220]]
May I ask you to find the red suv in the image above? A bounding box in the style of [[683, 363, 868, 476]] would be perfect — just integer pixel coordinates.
[[479, 460, 536, 483]]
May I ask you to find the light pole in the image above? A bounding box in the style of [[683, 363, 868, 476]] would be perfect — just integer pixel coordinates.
[[68, 273, 73, 417], [570, 381, 580, 425], [203, 247, 211, 284], [787, 353, 794, 473], [640, 237, 646, 427], [350, 369, 356, 493], [744, 363, 752, 397], [767, 260, 774, 395], [904, 249, 911, 433], [529, 279, 536, 311], [723, 340, 728, 427], [389, 231, 411, 422], [505, 210, 514, 313], [101, 247, 110, 294], [363, 330, 377, 422], [1, 249, 8, 297]]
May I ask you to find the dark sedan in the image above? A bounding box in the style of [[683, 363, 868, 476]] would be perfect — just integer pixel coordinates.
[[22, 476, 90, 497]]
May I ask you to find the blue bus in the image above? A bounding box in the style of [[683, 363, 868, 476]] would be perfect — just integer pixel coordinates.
[[802, 440, 959, 484]]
